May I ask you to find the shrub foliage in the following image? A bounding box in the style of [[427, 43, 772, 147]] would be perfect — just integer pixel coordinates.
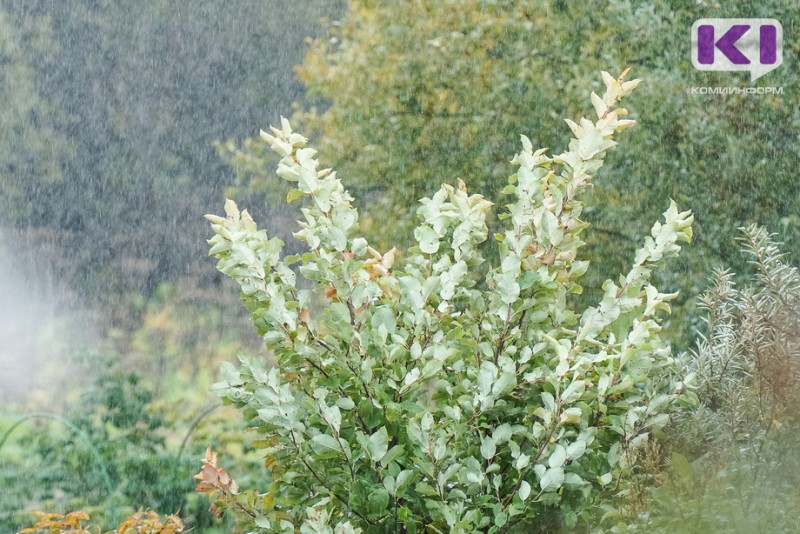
[[204, 71, 694, 532]]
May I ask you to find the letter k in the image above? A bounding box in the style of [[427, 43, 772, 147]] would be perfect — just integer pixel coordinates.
[[698, 25, 751, 65]]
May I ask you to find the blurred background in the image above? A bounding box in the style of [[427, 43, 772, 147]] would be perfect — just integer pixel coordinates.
[[1, 0, 798, 531], [0, 1, 344, 530]]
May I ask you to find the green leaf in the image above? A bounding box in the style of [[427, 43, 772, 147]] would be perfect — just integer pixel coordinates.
[[415, 482, 438, 497], [415, 225, 440, 254], [396, 470, 416, 493], [348, 479, 368, 510], [564, 473, 585, 486], [492, 424, 513, 443], [380, 444, 405, 468], [514, 454, 531, 471], [421, 359, 443, 380], [223, 198, 240, 219], [332, 204, 356, 231], [480, 436, 497, 460], [220, 361, 243, 386], [496, 271, 520, 305], [368, 426, 389, 462], [492, 372, 516, 397], [322, 404, 342, 433], [327, 226, 347, 251], [576, 124, 616, 159], [541, 210, 564, 245], [548, 445, 566, 468], [561, 380, 585, 404], [371, 306, 397, 335], [600, 508, 621, 524], [541, 391, 556, 412], [518, 480, 532, 501], [368, 488, 390, 515], [566, 440, 586, 460], [336, 397, 355, 410], [311, 434, 343, 457], [644, 412, 670, 429], [540, 467, 565, 492], [359, 398, 383, 429]]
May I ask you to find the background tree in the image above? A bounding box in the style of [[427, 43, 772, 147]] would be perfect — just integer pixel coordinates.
[[0, 7, 72, 223], [0, 0, 345, 309]]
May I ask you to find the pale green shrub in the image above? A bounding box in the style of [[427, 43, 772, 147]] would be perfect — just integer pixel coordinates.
[[204, 70, 693, 533]]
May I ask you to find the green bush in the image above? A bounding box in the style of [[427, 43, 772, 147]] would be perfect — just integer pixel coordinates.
[[204, 70, 695, 532], [0, 367, 220, 532]]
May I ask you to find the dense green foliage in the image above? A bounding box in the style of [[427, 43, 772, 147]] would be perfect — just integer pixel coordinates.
[[1, 368, 203, 531], [221, 0, 800, 348], [205, 71, 696, 532]]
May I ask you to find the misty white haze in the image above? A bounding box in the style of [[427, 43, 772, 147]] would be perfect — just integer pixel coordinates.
[[0, 230, 99, 406]]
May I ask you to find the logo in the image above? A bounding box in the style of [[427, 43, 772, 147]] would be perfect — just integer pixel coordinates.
[[691, 19, 783, 81]]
